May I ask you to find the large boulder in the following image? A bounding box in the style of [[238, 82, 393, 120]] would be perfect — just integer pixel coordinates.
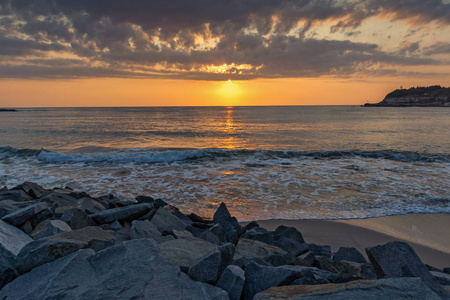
[[76, 197, 106, 214], [40, 192, 78, 210], [213, 202, 239, 243], [0, 239, 229, 299], [240, 227, 274, 245], [274, 226, 305, 244], [91, 203, 153, 224], [1, 202, 48, 227], [254, 278, 442, 299], [60, 207, 95, 229], [0, 200, 22, 218], [234, 238, 289, 265], [130, 219, 168, 243], [0, 190, 33, 202], [366, 241, 447, 298], [31, 219, 72, 240], [15, 236, 88, 274], [56, 226, 116, 252], [150, 206, 189, 233], [158, 237, 217, 270], [333, 247, 367, 264], [217, 265, 245, 300], [188, 243, 235, 284], [12, 182, 47, 199]]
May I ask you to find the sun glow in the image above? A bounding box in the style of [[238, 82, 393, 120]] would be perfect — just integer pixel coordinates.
[[216, 80, 241, 105]]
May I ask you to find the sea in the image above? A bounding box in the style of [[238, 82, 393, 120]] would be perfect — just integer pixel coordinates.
[[0, 106, 449, 221]]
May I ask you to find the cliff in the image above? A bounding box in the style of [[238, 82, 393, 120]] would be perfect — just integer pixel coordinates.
[[364, 85, 450, 107]]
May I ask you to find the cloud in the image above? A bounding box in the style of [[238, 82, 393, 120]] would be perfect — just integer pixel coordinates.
[[0, 0, 449, 80]]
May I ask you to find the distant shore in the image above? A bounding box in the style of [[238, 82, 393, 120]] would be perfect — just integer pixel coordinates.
[[249, 213, 450, 269], [0, 108, 17, 112]]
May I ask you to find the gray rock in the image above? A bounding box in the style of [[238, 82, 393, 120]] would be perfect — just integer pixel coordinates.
[[91, 203, 153, 224], [209, 223, 229, 244], [135, 195, 155, 204], [274, 226, 305, 244], [431, 271, 450, 286], [77, 197, 106, 214], [233, 256, 272, 269], [274, 237, 309, 256], [130, 219, 168, 243], [241, 227, 274, 245], [308, 244, 331, 258], [254, 278, 441, 299], [151, 206, 189, 233], [0, 239, 229, 299], [298, 251, 316, 266], [213, 202, 238, 243], [200, 230, 222, 244], [1, 202, 48, 227], [188, 243, 235, 284], [40, 192, 78, 210], [444, 267, 450, 274], [333, 247, 367, 264], [12, 182, 47, 199], [0, 255, 17, 289], [172, 229, 194, 239], [20, 220, 33, 235], [31, 219, 72, 240], [332, 260, 376, 279], [366, 241, 447, 298], [0, 190, 33, 202], [159, 237, 217, 269], [312, 256, 339, 274], [234, 238, 288, 262], [15, 236, 88, 274], [243, 263, 307, 300], [217, 265, 245, 300], [60, 207, 95, 229], [0, 200, 22, 218], [56, 226, 116, 252], [29, 207, 53, 228]]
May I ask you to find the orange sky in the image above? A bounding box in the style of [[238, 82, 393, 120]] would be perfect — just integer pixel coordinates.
[[1, 76, 449, 107]]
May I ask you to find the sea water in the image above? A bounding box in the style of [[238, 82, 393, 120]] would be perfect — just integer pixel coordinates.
[[0, 106, 449, 221]]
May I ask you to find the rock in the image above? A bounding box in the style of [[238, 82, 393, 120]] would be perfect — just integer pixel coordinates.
[[217, 265, 245, 300], [135, 195, 155, 204], [333, 247, 368, 264], [0, 190, 32, 202], [332, 260, 376, 280], [12, 182, 47, 199], [15, 236, 88, 274], [91, 203, 153, 224], [299, 251, 317, 266], [0, 239, 229, 299], [1, 202, 48, 227], [431, 271, 450, 286], [254, 278, 441, 299], [31, 220, 72, 240], [150, 206, 189, 233], [20, 221, 33, 235], [167, 205, 193, 226], [308, 244, 331, 258], [188, 243, 235, 284], [274, 226, 305, 244], [187, 225, 206, 237], [188, 213, 210, 223], [60, 207, 95, 229], [233, 256, 272, 269], [130, 219, 168, 243], [366, 241, 447, 298], [234, 238, 288, 263], [213, 202, 238, 243], [312, 256, 339, 274], [444, 267, 450, 274], [241, 227, 274, 245], [159, 237, 217, 270], [209, 223, 229, 244], [243, 263, 306, 300], [274, 236, 309, 256], [0, 200, 22, 218], [77, 197, 106, 214], [154, 198, 168, 208], [56, 226, 116, 252], [200, 230, 222, 244], [243, 221, 259, 232], [0, 255, 17, 289], [172, 229, 194, 239], [29, 207, 53, 228], [40, 192, 78, 210]]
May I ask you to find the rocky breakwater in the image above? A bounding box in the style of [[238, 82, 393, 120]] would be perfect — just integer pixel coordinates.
[[364, 85, 450, 107], [0, 181, 449, 299]]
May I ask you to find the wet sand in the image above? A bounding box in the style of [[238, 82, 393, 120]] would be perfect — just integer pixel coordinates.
[[249, 213, 450, 269]]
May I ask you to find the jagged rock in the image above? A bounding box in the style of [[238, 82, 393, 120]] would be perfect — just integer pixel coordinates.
[[209, 223, 229, 244], [192, 222, 213, 230], [56, 226, 115, 252], [217, 265, 245, 300], [186, 225, 206, 237], [274, 226, 305, 244], [90, 203, 152, 224], [77, 197, 106, 214], [188, 213, 210, 223], [167, 205, 193, 226], [274, 236, 309, 256], [150, 206, 189, 233], [289, 267, 330, 286], [188, 243, 235, 284], [31, 220, 72, 240], [243, 221, 259, 232], [234, 238, 288, 263], [159, 237, 216, 270], [0, 200, 22, 218], [1, 202, 48, 227], [332, 260, 376, 280], [312, 256, 340, 274], [29, 207, 53, 228], [130, 219, 168, 243], [241, 227, 274, 245], [40, 192, 78, 210], [430, 271, 450, 286], [135, 195, 155, 204], [299, 251, 316, 266], [308, 244, 331, 258], [243, 263, 309, 300], [444, 267, 450, 274], [96, 194, 118, 209], [366, 241, 447, 298], [0, 240, 229, 299], [60, 207, 95, 229], [172, 229, 194, 239], [333, 247, 367, 264], [233, 256, 272, 269], [154, 198, 168, 208], [254, 278, 441, 299], [0, 190, 32, 202], [213, 202, 238, 243], [200, 230, 222, 244], [0, 255, 17, 289], [12, 182, 47, 199], [20, 221, 33, 235], [15, 236, 88, 274]]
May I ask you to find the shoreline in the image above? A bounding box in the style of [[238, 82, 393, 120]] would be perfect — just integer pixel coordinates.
[[246, 213, 450, 269]]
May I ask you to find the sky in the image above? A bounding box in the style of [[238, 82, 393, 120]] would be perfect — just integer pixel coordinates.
[[0, 0, 449, 107]]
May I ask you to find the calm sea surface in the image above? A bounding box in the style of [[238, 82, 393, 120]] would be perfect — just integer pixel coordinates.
[[0, 106, 449, 221]]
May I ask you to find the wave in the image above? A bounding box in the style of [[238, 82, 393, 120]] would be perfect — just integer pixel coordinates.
[[1, 145, 449, 164]]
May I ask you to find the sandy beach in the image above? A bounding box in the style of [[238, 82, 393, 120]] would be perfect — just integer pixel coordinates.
[[249, 213, 450, 269]]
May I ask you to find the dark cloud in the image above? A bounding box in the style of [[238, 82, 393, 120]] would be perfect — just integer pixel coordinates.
[[0, 0, 448, 80]]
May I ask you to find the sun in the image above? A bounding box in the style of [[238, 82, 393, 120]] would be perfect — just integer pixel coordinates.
[[228, 79, 232, 83], [216, 80, 241, 105]]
